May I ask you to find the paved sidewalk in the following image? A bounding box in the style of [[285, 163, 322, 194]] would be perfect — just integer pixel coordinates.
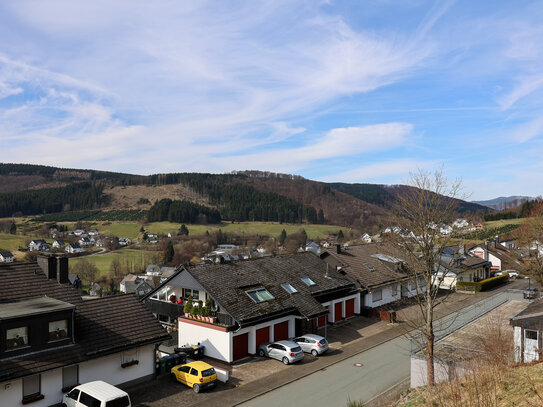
[[129, 279, 528, 407]]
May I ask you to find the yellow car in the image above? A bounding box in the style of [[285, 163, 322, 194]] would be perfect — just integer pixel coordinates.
[[170, 361, 217, 393]]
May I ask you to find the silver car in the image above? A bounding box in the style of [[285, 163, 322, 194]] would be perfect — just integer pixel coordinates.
[[257, 340, 304, 364], [293, 334, 329, 356]]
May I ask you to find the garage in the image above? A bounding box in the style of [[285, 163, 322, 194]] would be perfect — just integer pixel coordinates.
[[273, 321, 289, 341], [317, 314, 328, 327], [345, 299, 355, 318], [232, 332, 249, 361], [334, 302, 343, 322], [255, 326, 270, 348]]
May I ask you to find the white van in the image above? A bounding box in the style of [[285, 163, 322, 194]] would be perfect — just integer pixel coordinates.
[[62, 381, 131, 407]]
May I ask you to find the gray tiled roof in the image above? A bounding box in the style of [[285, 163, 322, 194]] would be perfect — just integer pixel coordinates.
[[321, 244, 408, 289], [186, 252, 356, 325], [0, 262, 169, 381]]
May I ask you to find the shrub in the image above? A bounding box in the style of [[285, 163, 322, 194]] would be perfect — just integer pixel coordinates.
[[204, 299, 211, 317], [456, 273, 508, 293], [184, 295, 193, 314]]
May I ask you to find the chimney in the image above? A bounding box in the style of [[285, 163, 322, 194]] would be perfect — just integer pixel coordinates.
[[484, 241, 489, 261], [37, 255, 57, 280], [336, 244, 341, 254], [57, 256, 69, 284], [459, 244, 465, 255], [37, 255, 69, 284]]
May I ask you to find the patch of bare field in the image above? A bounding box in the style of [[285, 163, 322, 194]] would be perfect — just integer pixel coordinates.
[[101, 184, 213, 210]]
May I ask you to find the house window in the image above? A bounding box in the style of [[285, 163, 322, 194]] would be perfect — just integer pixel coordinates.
[[6, 326, 28, 350], [526, 330, 538, 340], [281, 283, 298, 294], [391, 284, 398, 297], [183, 288, 200, 300], [301, 277, 316, 286], [49, 320, 68, 341], [23, 375, 41, 399], [246, 288, 275, 303], [62, 365, 78, 390], [372, 288, 383, 302]]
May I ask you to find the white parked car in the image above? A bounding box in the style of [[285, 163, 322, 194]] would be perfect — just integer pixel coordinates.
[[257, 340, 304, 365], [62, 381, 130, 407], [504, 270, 519, 278]]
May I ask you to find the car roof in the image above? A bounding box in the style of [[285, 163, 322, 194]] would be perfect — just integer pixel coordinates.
[[74, 381, 128, 401], [276, 340, 299, 347], [176, 361, 214, 370], [298, 333, 324, 340]]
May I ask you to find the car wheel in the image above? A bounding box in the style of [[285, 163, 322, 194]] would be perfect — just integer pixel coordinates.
[[258, 349, 265, 357], [193, 384, 200, 393], [62, 404, 68, 407], [311, 349, 318, 357], [282, 357, 289, 365]]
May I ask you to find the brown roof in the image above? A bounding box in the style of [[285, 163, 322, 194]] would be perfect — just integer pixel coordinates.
[[185, 252, 357, 325], [321, 243, 407, 289], [469, 242, 528, 272], [0, 262, 170, 382]]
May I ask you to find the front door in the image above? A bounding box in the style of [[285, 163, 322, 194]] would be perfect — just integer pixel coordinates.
[[525, 330, 539, 362]]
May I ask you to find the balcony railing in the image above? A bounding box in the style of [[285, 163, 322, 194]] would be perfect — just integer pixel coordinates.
[[145, 298, 184, 320]]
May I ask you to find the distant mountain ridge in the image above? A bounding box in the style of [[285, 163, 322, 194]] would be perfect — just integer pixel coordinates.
[[472, 196, 539, 209], [0, 164, 491, 231]]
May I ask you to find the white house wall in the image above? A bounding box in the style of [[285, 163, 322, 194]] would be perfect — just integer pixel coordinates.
[[364, 284, 401, 308], [179, 321, 232, 362], [513, 326, 522, 363], [79, 344, 155, 386], [0, 345, 155, 407]]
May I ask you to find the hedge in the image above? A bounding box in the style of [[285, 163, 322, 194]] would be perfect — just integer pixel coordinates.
[[456, 273, 508, 293]]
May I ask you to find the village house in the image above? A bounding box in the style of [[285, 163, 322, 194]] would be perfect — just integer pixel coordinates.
[[52, 239, 65, 249], [510, 299, 543, 363], [0, 250, 14, 263], [320, 243, 424, 312], [29, 240, 50, 252], [469, 240, 527, 273], [65, 243, 85, 254], [120, 274, 154, 298], [0, 256, 169, 407], [361, 233, 372, 244], [143, 252, 358, 363], [434, 246, 492, 290]]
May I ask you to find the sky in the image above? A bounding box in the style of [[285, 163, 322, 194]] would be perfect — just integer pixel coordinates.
[[1, 1, 543, 200]]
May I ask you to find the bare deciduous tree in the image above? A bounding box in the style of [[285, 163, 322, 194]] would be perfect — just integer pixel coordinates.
[[392, 168, 463, 387], [515, 202, 543, 286]]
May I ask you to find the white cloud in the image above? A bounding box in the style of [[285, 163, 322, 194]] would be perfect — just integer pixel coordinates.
[[318, 158, 434, 183], [511, 114, 543, 143]]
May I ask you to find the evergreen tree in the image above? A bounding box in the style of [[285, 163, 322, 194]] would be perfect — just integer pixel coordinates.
[[164, 241, 175, 264], [317, 209, 325, 224], [279, 229, 287, 245], [301, 228, 307, 244], [337, 229, 344, 242], [179, 224, 189, 235], [9, 222, 16, 234]]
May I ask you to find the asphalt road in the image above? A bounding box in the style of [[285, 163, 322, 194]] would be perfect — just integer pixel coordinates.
[[241, 284, 529, 407], [240, 335, 411, 407]]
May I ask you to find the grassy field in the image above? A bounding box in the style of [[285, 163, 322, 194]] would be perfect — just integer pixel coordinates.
[[146, 221, 345, 239], [96, 223, 142, 239], [0, 233, 29, 252], [484, 218, 526, 228], [69, 248, 160, 277]]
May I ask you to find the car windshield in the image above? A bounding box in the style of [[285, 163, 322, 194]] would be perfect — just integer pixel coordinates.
[[201, 368, 216, 377], [319, 338, 327, 345], [291, 346, 302, 352]]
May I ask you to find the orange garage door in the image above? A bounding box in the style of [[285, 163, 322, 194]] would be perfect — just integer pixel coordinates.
[[233, 333, 249, 361], [345, 299, 355, 318], [274, 321, 289, 341], [334, 302, 343, 322], [255, 326, 270, 348]]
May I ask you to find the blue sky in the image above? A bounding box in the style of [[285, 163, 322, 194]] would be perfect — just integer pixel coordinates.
[[1, 1, 543, 200]]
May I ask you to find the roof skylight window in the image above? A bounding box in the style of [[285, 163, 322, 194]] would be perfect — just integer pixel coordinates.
[[281, 283, 298, 294], [246, 288, 275, 303], [365, 263, 376, 272], [301, 277, 316, 286]]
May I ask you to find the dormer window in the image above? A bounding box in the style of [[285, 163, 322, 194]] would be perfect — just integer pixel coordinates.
[[301, 277, 315, 286], [49, 320, 68, 342], [6, 326, 28, 350], [281, 283, 298, 294], [246, 288, 274, 303]]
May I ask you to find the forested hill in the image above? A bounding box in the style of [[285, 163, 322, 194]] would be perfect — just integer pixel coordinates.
[[0, 164, 490, 229]]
